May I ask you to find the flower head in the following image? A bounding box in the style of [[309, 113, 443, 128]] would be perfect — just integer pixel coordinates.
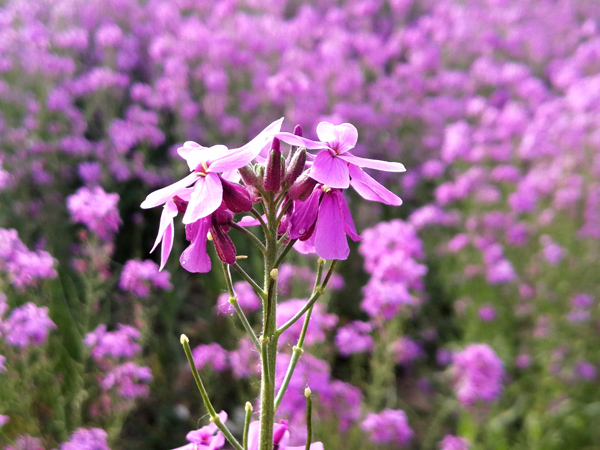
[[172, 411, 227, 450]]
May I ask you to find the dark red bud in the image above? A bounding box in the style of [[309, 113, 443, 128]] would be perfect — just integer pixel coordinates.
[[173, 196, 188, 213], [221, 177, 254, 213], [293, 124, 303, 137], [284, 148, 306, 187], [210, 220, 236, 265], [264, 137, 282, 192], [288, 173, 318, 201], [213, 203, 234, 225], [238, 165, 258, 187]]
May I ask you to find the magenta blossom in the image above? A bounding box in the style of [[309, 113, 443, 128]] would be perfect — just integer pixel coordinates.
[[141, 118, 282, 223], [277, 122, 404, 204], [247, 420, 323, 450], [173, 411, 228, 450], [180, 203, 236, 273], [289, 185, 361, 260]]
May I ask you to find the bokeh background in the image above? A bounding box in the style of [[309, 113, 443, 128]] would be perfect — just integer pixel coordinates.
[[1, 0, 599, 449]]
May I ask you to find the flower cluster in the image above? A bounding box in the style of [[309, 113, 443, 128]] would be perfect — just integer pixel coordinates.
[[1, 303, 56, 348], [360, 409, 413, 446], [141, 120, 404, 271], [119, 259, 172, 298], [0, 228, 57, 289], [67, 187, 122, 241], [59, 428, 110, 450], [452, 344, 504, 406]]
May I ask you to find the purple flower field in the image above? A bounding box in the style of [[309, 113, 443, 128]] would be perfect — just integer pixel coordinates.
[[0, 0, 599, 449]]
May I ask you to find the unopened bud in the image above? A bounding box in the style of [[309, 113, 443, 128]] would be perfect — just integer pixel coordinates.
[[245, 401, 253, 412], [264, 137, 282, 192], [228, 296, 237, 304], [304, 387, 312, 398], [180, 334, 189, 345], [288, 173, 318, 201], [221, 177, 253, 213], [318, 257, 326, 265], [284, 148, 306, 187], [270, 268, 279, 280], [239, 165, 258, 187], [293, 124, 303, 137], [210, 222, 237, 265], [254, 164, 265, 185]]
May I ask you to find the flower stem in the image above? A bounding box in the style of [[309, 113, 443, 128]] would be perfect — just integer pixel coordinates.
[[233, 263, 267, 300], [229, 221, 266, 254], [305, 387, 313, 450], [180, 334, 244, 450], [275, 260, 337, 336], [243, 402, 253, 450], [222, 263, 260, 351]]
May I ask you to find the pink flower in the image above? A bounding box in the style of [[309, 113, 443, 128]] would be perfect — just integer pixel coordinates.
[[246, 420, 323, 450], [141, 118, 282, 223], [173, 411, 227, 450], [290, 185, 361, 261], [277, 122, 404, 205]]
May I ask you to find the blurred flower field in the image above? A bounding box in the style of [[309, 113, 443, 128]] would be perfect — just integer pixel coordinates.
[[1, 0, 600, 449]]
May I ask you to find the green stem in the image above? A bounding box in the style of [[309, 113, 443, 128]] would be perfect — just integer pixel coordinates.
[[233, 263, 267, 300], [222, 263, 260, 351], [250, 207, 270, 239], [229, 222, 267, 254], [305, 388, 313, 450], [276, 261, 337, 336], [259, 191, 279, 450], [180, 335, 244, 450], [274, 238, 298, 268], [243, 402, 253, 450], [274, 260, 325, 410]]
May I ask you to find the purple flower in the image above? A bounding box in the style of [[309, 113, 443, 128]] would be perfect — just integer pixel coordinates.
[[393, 337, 424, 365], [452, 344, 504, 406], [290, 186, 361, 260], [3, 303, 56, 348], [540, 235, 565, 265], [246, 420, 323, 450], [141, 118, 282, 223], [119, 259, 172, 297], [101, 362, 152, 399], [172, 411, 227, 450], [361, 409, 413, 445], [5, 435, 44, 450], [477, 305, 496, 322], [439, 435, 471, 450], [192, 343, 229, 372], [216, 281, 261, 315], [277, 299, 338, 347], [335, 321, 374, 356], [67, 187, 121, 241], [84, 324, 142, 361], [0, 415, 9, 427], [277, 122, 404, 204], [60, 428, 110, 450]]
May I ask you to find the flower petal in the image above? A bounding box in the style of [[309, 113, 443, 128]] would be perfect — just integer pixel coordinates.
[[180, 218, 211, 273], [182, 173, 223, 224], [314, 193, 350, 260], [247, 422, 260, 450], [210, 118, 284, 172], [338, 153, 406, 172], [293, 234, 316, 255], [141, 172, 199, 209], [160, 219, 174, 271], [309, 151, 350, 189], [276, 132, 328, 150], [317, 122, 358, 154], [290, 190, 321, 239], [348, 165, 403, 206], [179, 143, 229, 171], [333, 190, 362, 242]]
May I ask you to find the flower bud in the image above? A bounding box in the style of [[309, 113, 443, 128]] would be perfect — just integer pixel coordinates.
[[288, 173, 318, 201], [293, 124, 303, 137], [221, 177, 253, 213], [238, 165, 258, 187], [284, 148, 306, 187], [210, 221, 236, 265], [264, 137, 282, 192]]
